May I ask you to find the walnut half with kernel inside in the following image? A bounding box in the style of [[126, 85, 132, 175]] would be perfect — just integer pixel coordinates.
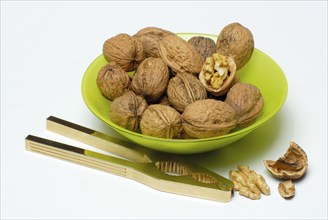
[[199, 53, 236, 97]]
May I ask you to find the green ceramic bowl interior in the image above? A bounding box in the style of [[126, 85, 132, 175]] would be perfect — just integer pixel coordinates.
[[81, 33, 288, 154]]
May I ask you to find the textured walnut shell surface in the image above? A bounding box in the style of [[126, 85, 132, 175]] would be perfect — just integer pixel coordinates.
[[264, 142, 308, 180], [182, 99, 238, 139], [225, 82, 264, 126], [199, 55, 237, 97], [159, 35, 204, 75], [96, 61, 131, 101], [140, 104, 182, 139], [103, 33, 146, 72], [188, 36, 216, 61], [216, 22, 254, 70], [131, 57, 169, 102], [167, 72, 207, 112], [109, 91, 148, 131], [134, 27, 174, 58]]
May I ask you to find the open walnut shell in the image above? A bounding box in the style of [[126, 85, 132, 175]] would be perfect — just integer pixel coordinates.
[[199, 54, 236, 97], [264, 142, 308, 180]]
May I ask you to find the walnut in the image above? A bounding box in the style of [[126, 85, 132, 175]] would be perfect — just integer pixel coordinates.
[[264, 142, 308, 180], [216, 22, 254, 70], [109, 91, 148, 131], [225, 83, 264, 126], [188, 36, 216, 61], [278, 180, 295, 198], [199, 53, 236, 97], [131, 57, 169, 102], [167, 72, 207, 112], [158, 34, 204, 75], [103, 33, 146, 72], [229, 165, 270, 200], [96, 61, 131, 100], [134, 27, 174, 58], [140, 104, 182, 139], [182, 99, 238, 139]]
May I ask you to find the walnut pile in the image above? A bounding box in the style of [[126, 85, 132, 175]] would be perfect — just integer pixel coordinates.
[[229, 165, 270, 200], [98, 23, 262, 139]]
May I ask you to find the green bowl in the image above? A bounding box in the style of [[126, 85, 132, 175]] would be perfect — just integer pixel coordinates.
[[81, 33, 288, 154]]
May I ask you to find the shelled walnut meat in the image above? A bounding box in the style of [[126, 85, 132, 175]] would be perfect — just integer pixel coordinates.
[[182, 99, 238, 139], [229, 165, 270, 200], [131, 57, 169, 102], [140, 104, 182, 139], [103, 33, 146, 72], [134, 27, 174, 58], [188, 36, 216, 61], [199, 53, 236, 97], [225, 82, 264, 127], [216, 22, 254, 70], [158, 34, 204, 75], [96, 61, 131, 101], [109, 91, 148, 132], [167, 72, 207, 112]]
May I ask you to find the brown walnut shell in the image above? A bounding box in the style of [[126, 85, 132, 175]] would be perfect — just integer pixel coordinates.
[[264, 142, 308, 180], [167, 72, 207, 113], [96, 61, 131, 101], [182, 99, 238, 139], [140, 104, 182, 139], [225, 82, 264, 126], [216, 22, 254, 70], [109, 91, 148, 131], [199, 55, 237, 97], [134, 27, 174, 58], [188, 36, 216, 61], [131, 57, 169, 102], [103, 33, 146, 72], [158, 34, 204, 75]]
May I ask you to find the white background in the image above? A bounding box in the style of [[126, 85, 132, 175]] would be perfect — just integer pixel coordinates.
[[1, 1, 327, 219]]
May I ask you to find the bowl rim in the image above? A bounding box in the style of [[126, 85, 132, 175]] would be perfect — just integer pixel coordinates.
[[81, 32, 288, 143]]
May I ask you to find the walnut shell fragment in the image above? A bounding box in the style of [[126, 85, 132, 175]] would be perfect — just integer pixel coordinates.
[[278, 180, 295, 198], [199, 53, 236, 97], [225, 82, 264, 126], [167, 72, 207, 112], [188, 36, 216, 61], [264, 142, 308, 180], [131, 57, 169, 102], [182, 99, 238, 139], [216, 22, 254, 70], [134, 27, 174, 58], [103, 33, 146, 72], [96, 61, 131, 100], [140, 104, 182, 139], [159, 34, 204, 75], [109, 91, 148, 131]]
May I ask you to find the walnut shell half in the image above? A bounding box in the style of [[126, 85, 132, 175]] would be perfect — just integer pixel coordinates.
[[159, 34, 203, 75], [182, 99, 238, 139], [264, 142, 308, 180], [199, 53, 236, 97]]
